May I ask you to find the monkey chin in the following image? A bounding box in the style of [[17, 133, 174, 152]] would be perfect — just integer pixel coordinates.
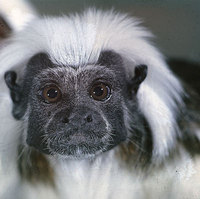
[[56, 149, 105, 161], [47, 143, 112, 160]]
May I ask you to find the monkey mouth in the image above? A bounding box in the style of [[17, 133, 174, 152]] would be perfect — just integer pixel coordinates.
[[67, 133, 98, 144], [46, 132, 111, 158]]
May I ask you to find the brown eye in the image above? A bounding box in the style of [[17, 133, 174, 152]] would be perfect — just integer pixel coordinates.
[[42, 86, 61, 103], [90, 83, 111, 101]]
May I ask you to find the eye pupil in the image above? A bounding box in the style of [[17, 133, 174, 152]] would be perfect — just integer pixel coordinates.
[[93, 86, 104, 97], [47, 88, 58, 98]]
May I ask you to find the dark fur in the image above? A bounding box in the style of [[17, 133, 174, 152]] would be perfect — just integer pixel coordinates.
[[0, 15, 11, 39], [167, 59, 200, 156], [18, 145, 55, 185]]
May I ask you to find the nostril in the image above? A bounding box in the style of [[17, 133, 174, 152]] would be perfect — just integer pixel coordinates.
[[85, 115, 93, 123], [62, 117, 69, 124]]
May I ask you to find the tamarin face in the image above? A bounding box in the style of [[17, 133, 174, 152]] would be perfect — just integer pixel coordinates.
[[5, 50, 148, 159]]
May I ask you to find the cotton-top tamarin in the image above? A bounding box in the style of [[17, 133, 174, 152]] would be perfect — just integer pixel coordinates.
[[0, 6, 200, 199]]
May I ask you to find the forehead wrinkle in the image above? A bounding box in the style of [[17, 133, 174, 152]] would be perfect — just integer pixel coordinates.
[[34, 64, 117, 93], [77, 64, 116, 78], [36, 67, 76, 81], [38, 64, 115, 79]]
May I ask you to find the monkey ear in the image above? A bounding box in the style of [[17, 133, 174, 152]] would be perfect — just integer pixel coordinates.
[[4, 71, 21, 103], [128, 65, 148, 96]]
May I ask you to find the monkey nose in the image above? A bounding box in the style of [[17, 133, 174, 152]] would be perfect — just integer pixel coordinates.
[[84, 114, 93, 123], [62, 113, 93, 124]]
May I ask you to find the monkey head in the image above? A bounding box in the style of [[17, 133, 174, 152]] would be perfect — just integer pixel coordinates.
[[4, 50, 147, 159]]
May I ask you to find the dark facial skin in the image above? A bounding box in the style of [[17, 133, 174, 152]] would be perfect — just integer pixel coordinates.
[[5, 51, 147, 159]]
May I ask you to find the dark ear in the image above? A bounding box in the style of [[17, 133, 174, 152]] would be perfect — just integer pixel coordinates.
[[4, 71, 21, 103], [128, 65, 148, 96], [4, 71, 26, 119]]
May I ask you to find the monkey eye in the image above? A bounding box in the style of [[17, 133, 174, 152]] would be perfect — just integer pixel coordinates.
[[42, 85, 62, 103], [90, 83, 111, 101]]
